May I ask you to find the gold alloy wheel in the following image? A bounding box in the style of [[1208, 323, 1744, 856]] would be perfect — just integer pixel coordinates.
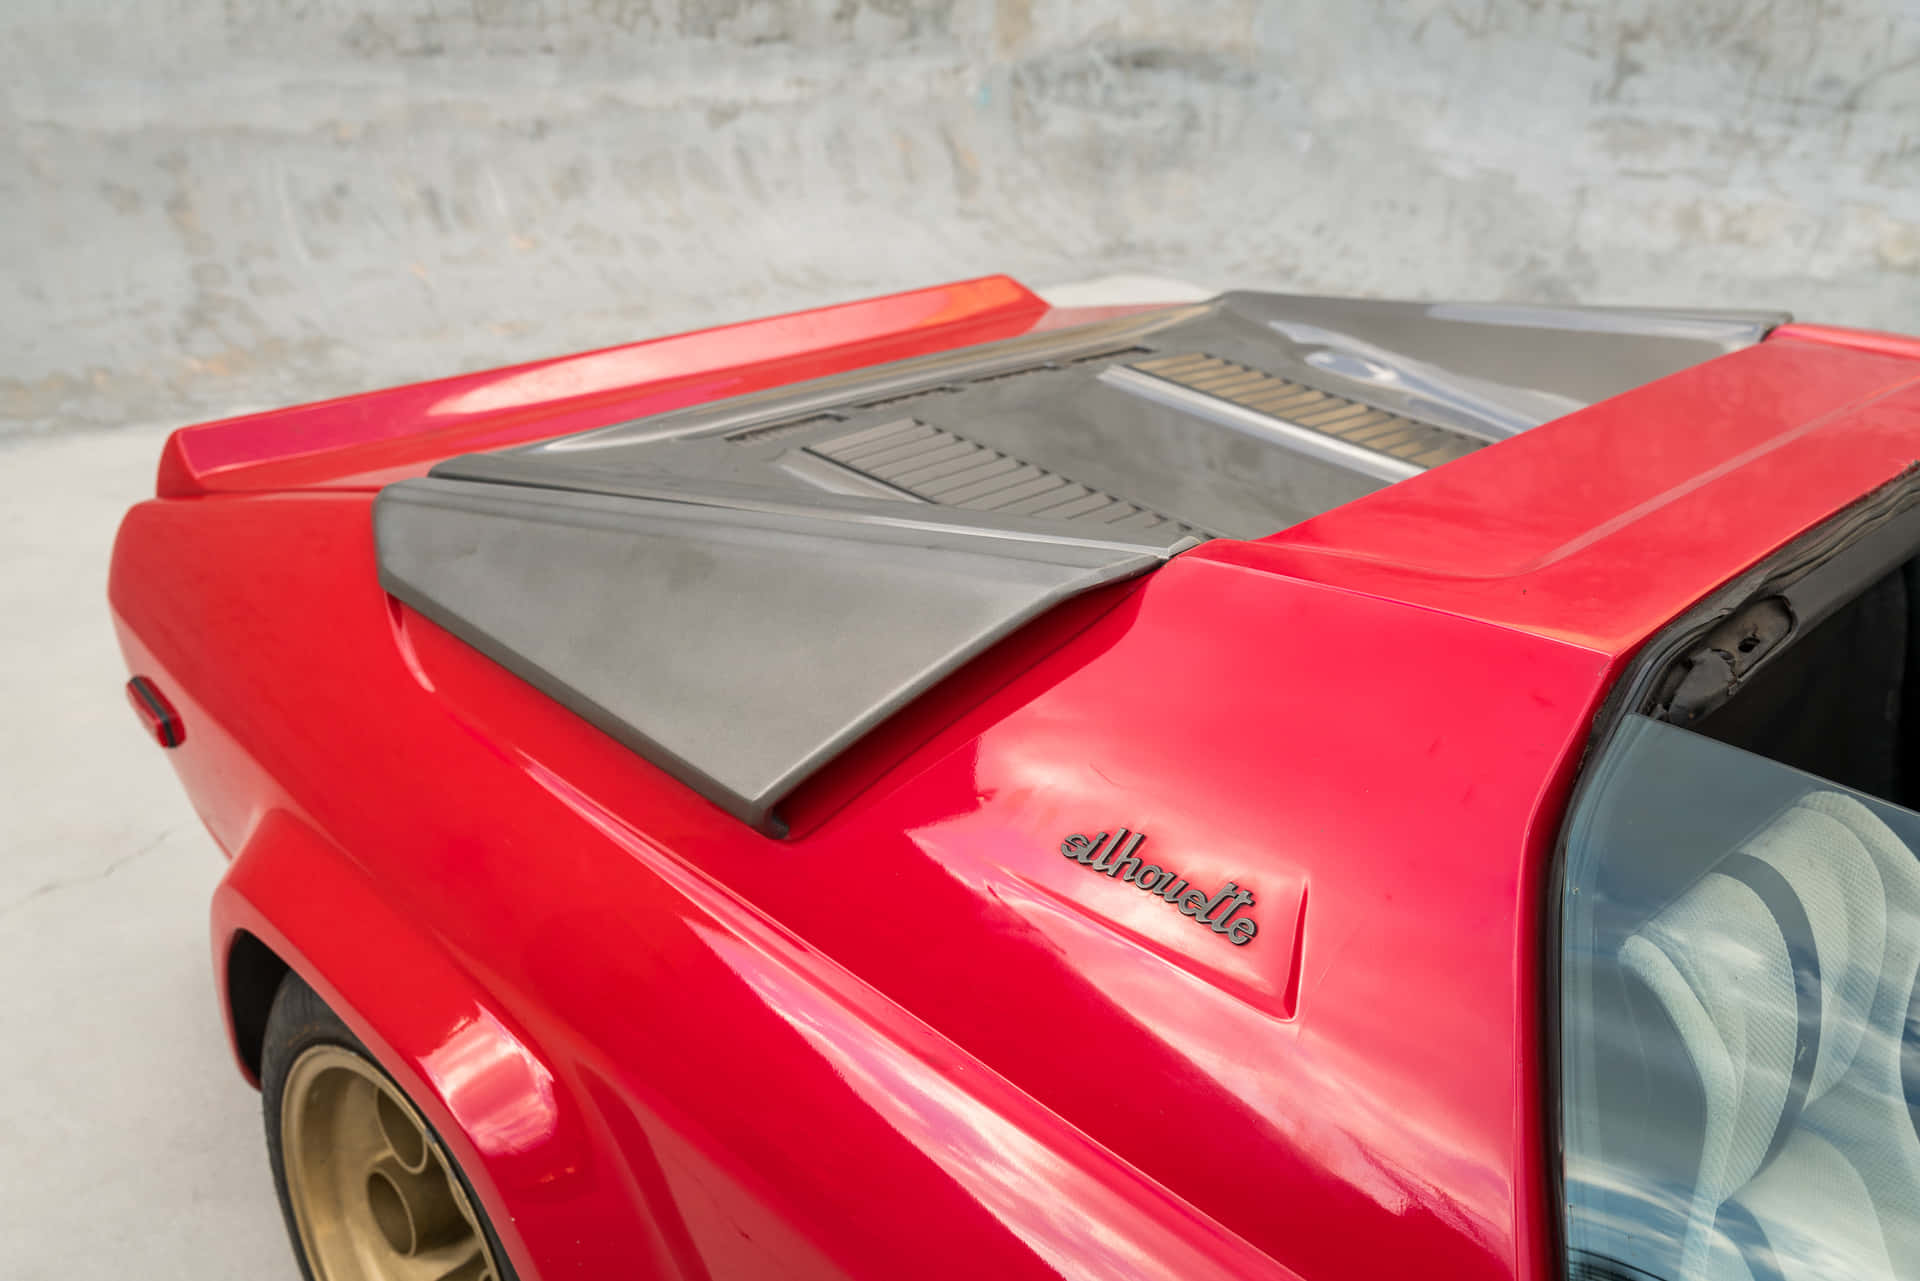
[[281, 1044, 501, 1281]]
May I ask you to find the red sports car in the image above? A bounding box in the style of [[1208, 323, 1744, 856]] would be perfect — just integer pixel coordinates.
[[110, 276, 1920, 1281]]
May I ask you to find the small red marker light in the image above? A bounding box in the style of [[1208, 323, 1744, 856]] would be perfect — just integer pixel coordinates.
[[126, 676, 185, 748]]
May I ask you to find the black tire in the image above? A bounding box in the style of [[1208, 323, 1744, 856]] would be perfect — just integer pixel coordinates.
[[260, 972, 521, 1281]]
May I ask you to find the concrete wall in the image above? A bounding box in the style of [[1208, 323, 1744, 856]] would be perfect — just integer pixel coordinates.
[[4, 0, 1918, 437]]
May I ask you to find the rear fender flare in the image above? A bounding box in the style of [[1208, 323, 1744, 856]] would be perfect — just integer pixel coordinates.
[[211, 809, 615, 1279]]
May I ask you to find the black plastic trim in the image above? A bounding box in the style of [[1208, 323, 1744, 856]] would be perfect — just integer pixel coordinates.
[[127, 675, 184, 748]]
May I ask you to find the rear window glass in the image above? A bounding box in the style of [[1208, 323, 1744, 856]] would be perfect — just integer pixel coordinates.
[[1559, 713, 1920, 1280]]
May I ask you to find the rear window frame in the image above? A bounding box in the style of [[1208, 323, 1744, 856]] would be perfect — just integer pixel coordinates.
[[1543, 466, 1920, 1280]]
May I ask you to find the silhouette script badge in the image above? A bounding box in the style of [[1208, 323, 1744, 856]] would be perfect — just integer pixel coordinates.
[[1059, 829, 1259, 945]]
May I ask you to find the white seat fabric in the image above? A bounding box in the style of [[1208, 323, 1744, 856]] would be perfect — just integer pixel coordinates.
[[1797, 793, 1920, 1274], [1620, 794, 1893, 1278], [1699, 1128, 1898, 1281]]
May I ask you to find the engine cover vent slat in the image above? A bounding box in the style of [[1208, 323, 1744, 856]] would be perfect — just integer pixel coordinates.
[[808, 422, 1207, 539], [1127, 353, 1489, 472], [723, 413, 848, 446]]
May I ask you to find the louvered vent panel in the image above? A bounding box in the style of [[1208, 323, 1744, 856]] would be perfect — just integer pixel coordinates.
[[724, 413, 848, 445], [1128, 353, 1487, 469], [808, 420, 1205, 539]]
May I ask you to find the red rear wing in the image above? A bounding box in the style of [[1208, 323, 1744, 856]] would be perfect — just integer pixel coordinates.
[[154, 275, 1053, 498]]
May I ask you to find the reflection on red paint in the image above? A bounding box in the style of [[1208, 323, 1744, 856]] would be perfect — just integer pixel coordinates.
[[690, 921, 1286, 1281], [426, 350, 726, 418], [426, 1007, 559, 1158]]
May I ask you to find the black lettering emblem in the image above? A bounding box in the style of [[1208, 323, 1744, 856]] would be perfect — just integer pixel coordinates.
[[1059, 830, 1258, 946]]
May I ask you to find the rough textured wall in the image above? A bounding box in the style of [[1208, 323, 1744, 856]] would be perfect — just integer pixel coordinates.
[[3, 0, 1917, 436]]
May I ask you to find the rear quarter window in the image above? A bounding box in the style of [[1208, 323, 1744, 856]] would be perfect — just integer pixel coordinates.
[[1559, 714, 1920, 1281]]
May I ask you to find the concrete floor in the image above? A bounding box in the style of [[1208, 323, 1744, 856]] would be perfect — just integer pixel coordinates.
[[0, 423, 296, 1279]]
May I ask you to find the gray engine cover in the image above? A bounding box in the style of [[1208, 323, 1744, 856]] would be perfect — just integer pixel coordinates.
[[375, 290, 1784, 830]]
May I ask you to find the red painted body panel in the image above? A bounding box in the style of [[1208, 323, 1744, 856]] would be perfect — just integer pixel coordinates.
[[1767, 321, 1920, 363], [108, 285, 1920, 1280]]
